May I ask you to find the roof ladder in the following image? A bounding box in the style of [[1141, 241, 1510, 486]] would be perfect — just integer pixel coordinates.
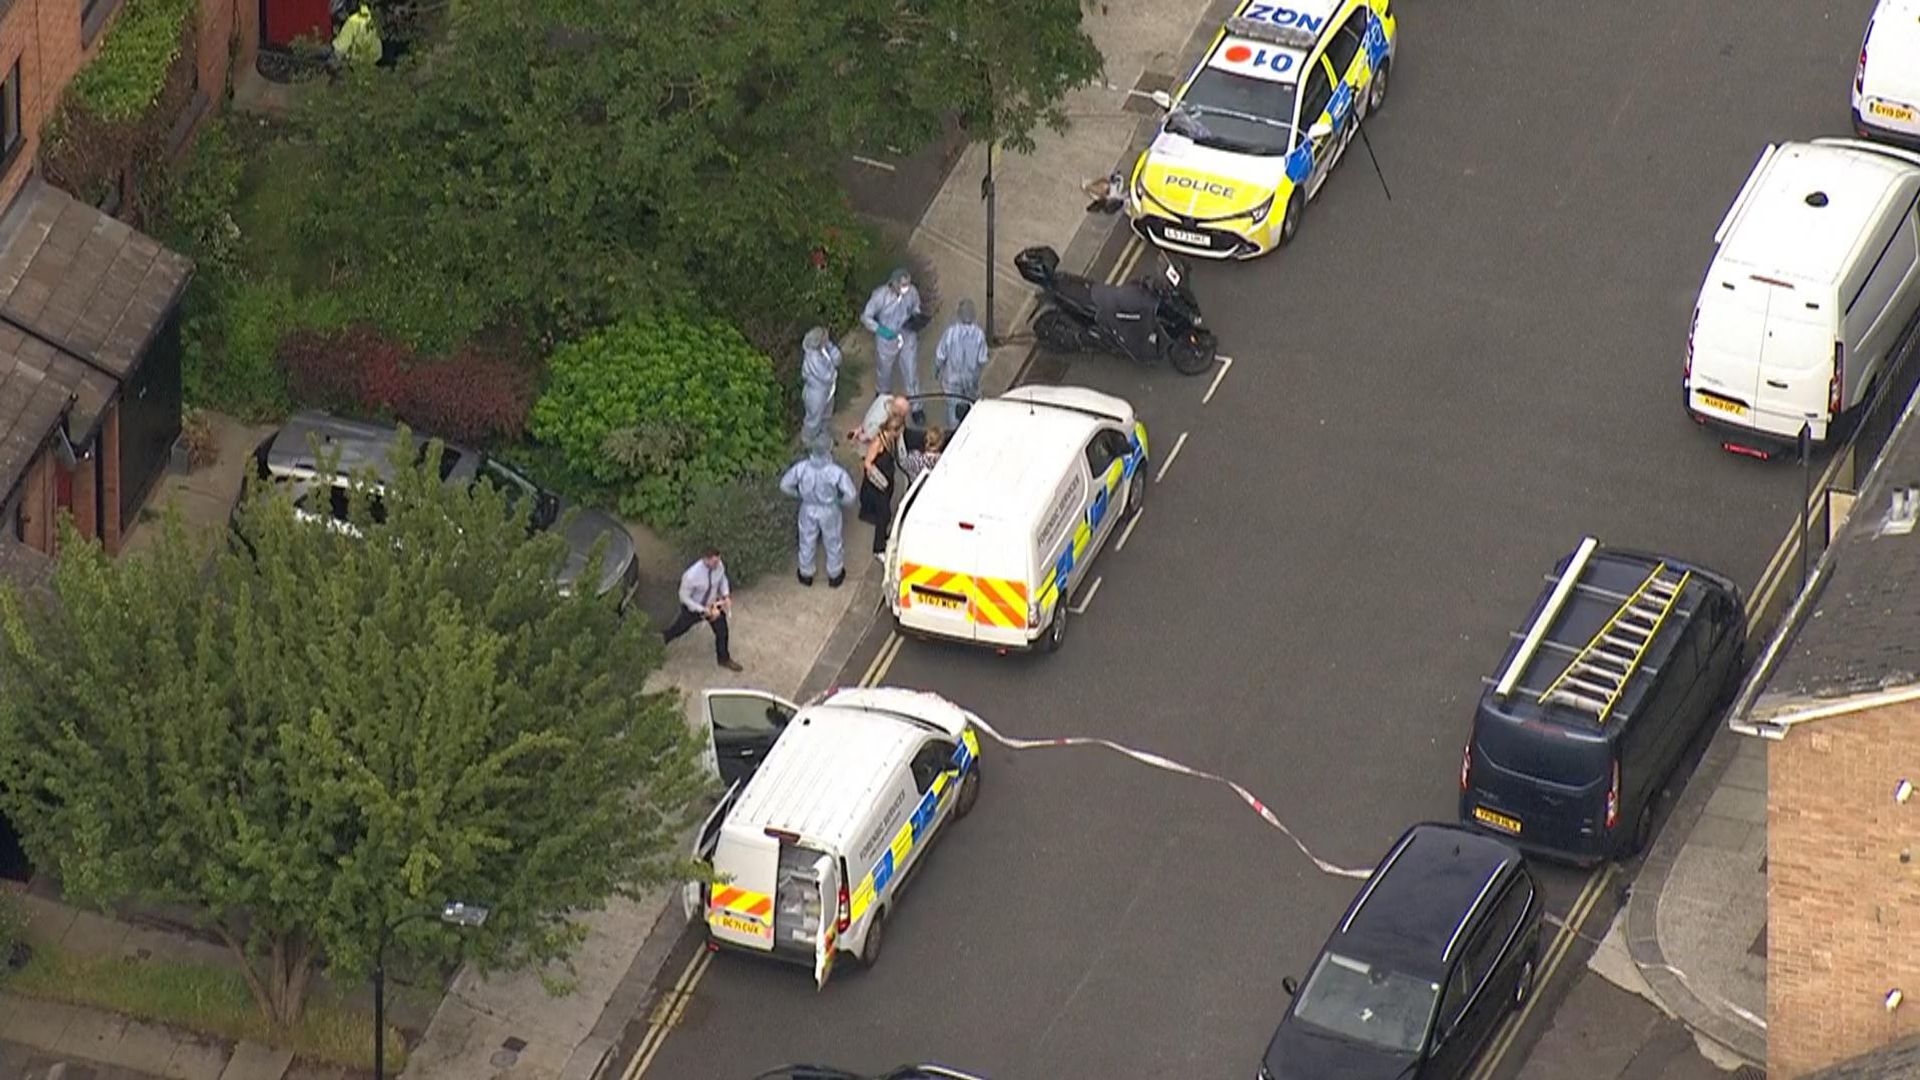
[[1538, 562, 1691, 724]]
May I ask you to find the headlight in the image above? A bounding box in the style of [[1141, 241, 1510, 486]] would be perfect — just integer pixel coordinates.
[[1131, 170, 1150, 205], [1242, 193, 1275, 223]]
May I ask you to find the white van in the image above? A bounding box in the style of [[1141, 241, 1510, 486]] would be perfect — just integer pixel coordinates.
[[1854, 0, 1920, 148], [886, 386, 1149, 653], [1685, 138, 1920, 456], [687, 687, 983, 988]]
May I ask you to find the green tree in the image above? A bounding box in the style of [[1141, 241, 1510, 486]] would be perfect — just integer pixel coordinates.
[[291, 0, 1100, 353], [0, 438, 707, 1024]]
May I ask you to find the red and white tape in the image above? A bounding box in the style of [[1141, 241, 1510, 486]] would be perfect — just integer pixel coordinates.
[[967, 715, 1373, 880]]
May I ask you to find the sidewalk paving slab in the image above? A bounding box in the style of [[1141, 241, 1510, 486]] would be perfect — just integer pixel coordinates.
[[216, 1045, 292, 1080]]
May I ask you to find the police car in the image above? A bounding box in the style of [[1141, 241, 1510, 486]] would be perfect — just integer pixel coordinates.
[[1127, 0, 1396, 260]]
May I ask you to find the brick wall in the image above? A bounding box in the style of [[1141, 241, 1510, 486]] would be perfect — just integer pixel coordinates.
[[0, 0, 249, 210], [1769, 699, 1920, 1076]]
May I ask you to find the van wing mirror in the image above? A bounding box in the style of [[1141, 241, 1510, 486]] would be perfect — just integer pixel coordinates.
[[1281, 976, 1299, 997], [1308, 119, 1335, 142], [1150, 89, 1174, 110]]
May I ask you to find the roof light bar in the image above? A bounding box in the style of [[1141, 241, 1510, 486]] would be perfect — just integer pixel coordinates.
[[1224, 16, 1316, 49]]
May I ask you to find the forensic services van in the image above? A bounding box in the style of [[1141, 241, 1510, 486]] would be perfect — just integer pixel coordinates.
[[1126, 0, 1396, 259], [687, 686, 983, 988], [886, 386, 1148, 653], [1685, 138, 1920, 456]]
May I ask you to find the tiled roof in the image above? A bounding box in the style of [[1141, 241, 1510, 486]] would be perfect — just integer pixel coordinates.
[[1801, 1032, 1920, 1080], [0, 179, 192, 497], [1751, 388, 1920, 719], [0, 538, 54, 593]]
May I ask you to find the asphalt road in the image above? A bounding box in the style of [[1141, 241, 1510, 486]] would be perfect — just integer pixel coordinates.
[[634, 2, 1872, 1077]]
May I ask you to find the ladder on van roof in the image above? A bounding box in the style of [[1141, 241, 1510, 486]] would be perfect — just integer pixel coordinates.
[[1538, 561, 1692, 724]]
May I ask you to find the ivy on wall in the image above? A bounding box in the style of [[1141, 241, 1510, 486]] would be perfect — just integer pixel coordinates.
[[41, 0, 201, 223]]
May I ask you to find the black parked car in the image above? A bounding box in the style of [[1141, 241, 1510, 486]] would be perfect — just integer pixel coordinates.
[[1459, 537, 1745, 862], [1260, 823, 1541, 1080]]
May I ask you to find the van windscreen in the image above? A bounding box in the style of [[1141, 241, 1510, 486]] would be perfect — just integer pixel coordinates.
[[1473, 712, 1611, 790]]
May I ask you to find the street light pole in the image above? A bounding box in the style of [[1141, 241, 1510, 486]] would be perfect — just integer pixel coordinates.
[[374, 901, 490, 1080], [983, 139, 997, 347]]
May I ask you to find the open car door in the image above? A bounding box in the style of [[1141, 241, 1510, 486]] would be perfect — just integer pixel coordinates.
[[811, 853, 843, 990], [682, 780, 743, 921], [700, 689, 798, 787]]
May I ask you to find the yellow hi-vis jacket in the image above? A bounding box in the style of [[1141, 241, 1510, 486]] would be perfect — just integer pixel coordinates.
[[333, 6, 381, 66]]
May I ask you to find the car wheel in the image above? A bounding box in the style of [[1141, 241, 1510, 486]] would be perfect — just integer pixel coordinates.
[[1368, 58, 1390, 112], [1041, 603, 1068, 653], [860, 909, 886, 967], [1630, 802, 1656, 857], [1514, 955, 1535, 1007], [1125, 470, 1147, 516], [954, 764, 982, 819], [1277, 190, 1304, 247], [1033, 310, 1083, 353]]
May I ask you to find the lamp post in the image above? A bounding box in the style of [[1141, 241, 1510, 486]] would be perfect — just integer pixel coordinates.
[[375, 900, 490, 1080]]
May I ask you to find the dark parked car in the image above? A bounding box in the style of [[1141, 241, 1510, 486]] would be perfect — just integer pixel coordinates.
[[1261, 824, 1541, 1080], [1460, 537, 1745, 862], [235, 412, 640, 609]]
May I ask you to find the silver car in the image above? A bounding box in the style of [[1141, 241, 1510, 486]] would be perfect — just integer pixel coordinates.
[[238, 411, 640, 609]]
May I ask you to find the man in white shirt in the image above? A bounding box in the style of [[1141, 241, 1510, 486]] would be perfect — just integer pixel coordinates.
[[661, 547, 743, 671]]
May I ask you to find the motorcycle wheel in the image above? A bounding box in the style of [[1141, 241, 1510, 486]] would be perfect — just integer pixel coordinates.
[[1033, 310, 1084, 353], [1168, 329, 1217, 376]]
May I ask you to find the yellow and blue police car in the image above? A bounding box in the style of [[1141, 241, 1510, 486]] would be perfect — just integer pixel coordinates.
[[1127, 0, 1396, 260]]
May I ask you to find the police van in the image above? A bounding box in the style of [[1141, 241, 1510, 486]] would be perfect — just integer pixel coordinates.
[[687, 687, 983, 988], [1458, 538, 1746, 863], [885, 386, 1149, 653]]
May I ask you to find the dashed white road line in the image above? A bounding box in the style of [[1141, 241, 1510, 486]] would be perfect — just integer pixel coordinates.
[[1203, 354, 1234, 405], [1069, 575, 1104, 614], [1154, 431, 1189, 484], [1115, 508, 1146, 552]]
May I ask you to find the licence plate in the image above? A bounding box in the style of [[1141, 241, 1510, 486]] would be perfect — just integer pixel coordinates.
[[1697, 391, 1748, 418], [912, 588, 966, 612], [1870, 100, 1917, 122], [1473, 806, 1522, 835], [710, 911, 773, 941], [1162, 227, 1211, 246]]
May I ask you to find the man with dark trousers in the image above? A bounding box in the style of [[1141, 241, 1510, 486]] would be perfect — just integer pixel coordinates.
[[662, 547, 744, 671]]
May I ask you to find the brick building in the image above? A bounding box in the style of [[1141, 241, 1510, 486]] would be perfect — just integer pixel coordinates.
[[0, 0, 258, 579], [1735, 384, 1920, 1076]]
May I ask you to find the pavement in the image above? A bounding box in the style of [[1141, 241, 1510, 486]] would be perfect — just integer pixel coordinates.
[[617, 0, 1877, 1078]]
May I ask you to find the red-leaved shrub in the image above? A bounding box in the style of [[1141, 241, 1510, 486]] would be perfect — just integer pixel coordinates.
[[278, 327, 535, 444]]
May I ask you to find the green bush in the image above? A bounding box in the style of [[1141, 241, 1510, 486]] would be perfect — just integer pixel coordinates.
[[0, 890, 24, 975], [153, 117, 247, 279], [670, 470, 795, 587], [69, 0, 197, 123], [183, 275, 347, 420], [529, 316, 785, 527]]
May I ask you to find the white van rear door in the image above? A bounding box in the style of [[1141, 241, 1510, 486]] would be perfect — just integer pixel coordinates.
[[682, 781, 742, 921], [700, 689, 798, 786], [810, 854, 843, 989], [1691, 279, 1770, 419], [1755, 304, 1836, 423]]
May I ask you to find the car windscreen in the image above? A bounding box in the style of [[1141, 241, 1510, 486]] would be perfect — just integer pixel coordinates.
[[1168, 68, 1297, 156], [477, 457, 557, 528], [1291, 951, 1437, 1054]]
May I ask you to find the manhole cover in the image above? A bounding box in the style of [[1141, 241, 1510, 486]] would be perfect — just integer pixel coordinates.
[[1124, 71, 1175, 115]]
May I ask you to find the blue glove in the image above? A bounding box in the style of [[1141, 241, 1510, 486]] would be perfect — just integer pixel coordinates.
[[877, 325, 898, 342]]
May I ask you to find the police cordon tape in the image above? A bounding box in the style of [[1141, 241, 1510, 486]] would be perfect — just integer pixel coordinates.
[[964, 713, 1374, 880]]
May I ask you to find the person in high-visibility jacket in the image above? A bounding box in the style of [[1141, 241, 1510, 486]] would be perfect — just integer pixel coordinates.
[[330, 2, 382, 68]]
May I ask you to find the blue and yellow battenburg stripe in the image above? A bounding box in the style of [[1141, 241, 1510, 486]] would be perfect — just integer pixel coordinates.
[[848, 727, 981, 921], [1036, 422, 1149, 617]]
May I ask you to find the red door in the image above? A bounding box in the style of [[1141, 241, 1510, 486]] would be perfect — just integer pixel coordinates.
[[263, 0, 332, 48]]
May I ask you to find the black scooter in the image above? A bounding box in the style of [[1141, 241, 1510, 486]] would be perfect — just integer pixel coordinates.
[[1015, 245, 1218, 376]]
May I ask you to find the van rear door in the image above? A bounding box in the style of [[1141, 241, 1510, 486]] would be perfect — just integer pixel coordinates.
[[1690, 278, 1770, 420], [898, 519, 1031, 642], [1754, 299, 1837, 430], [682, 781, 743, 921], [708, 828, 779, 951], [808, 854, 843, 989]]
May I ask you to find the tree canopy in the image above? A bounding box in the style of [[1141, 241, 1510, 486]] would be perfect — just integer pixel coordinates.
[[0, 438, 707, 1023], [292, 0, 1103, 353]]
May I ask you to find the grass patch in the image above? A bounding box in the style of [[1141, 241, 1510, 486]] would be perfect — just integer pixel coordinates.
[[2, 942, 407, 1071], [230, 131, 333, 290]]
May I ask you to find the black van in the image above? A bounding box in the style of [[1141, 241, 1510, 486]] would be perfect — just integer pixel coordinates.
[[1458, 538, 1746, 863], [1260, 824, 1542, 1080]]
